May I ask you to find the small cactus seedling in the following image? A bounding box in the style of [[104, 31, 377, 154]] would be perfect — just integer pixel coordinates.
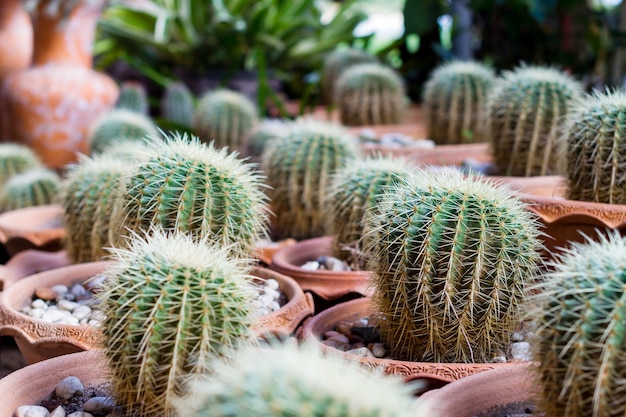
[[193, 89, 258, 153], [88, 109, 160, 154], [244, 118, 290, 164], [261, 119, 361, 240], [335, 63, 407, 126], [364, 169, 543, 363], [529, 232, 626, 417], [423, 60, 496, 144], [487, 65, 583, 177], [0, 168, 60, 212], [160, 81, 195, 128], [562, 89, 626, 204], [95, 229, 260, 417], [174, 342, 421, 417], [109, 132, 269, 257], [0, 143, 43, 186], [320, 47, 378, 105], [60, 154, 131, 263], [114, 81, 149, 115]]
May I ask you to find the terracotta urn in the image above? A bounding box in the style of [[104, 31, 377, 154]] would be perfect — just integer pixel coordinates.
[[0, 0, 32, 84], [299, 297, 524, 384], [0, 204, 65, 256], [0, 249, 69, 291], [0, 0, 119, 169]]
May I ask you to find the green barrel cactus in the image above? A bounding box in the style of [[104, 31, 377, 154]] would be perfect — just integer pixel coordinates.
[[88, 109, 160, 154], [244, 118, 290, 164], [530, 232, 626, 417], [0, 143, 43, 186], [192, 89, 258, 153], [320, 47, 378, 105], [335, 63, 407, 126], [487, 65, 583, 177], [364, 169, 543, 363], [261, 119, 361, 240], [160, 81, 195, 128], [59, 154, 131, 263], [100, 138, 154, 162], [325, 155, 412, 264], [115, 81, 149, 115], [562, 89, 626, 204], [0, 168, 60, 212], [95, 229, 260, 417], [109, 132, 269, 257], [423, 60, 496, 145], [174, 342, 421, 417]]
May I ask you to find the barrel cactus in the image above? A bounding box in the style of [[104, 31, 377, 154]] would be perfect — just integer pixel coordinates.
[[562, 89, 626, 204], [261, 119, 360, 240], [320, 47, 378, 105], [244, 119, 290, 164], [530, 232, 626, 417], [161, 81, 195, 128], [95, 229, 260, 417], [193, 89, 258, 153], [115, 81, 149, 115], [335, 63, 407, 126], [487, 65, 583, 177], [109, 132, 269, 257], [364, 170, 543, 363], [0, 168, 60, 212], [88, 109, 160, 154], [423, 60, 496, 144], [0, 143, 43, 186]]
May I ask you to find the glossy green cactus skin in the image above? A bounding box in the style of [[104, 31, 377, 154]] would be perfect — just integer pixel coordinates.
[[423, 60, 495, 144], [161, 81, 195, 128], [335, 63, 407, 126], [365, 170, 543, 363], [193, 89, 258, 152], [115, 81, 149, 115], [530, 232, 626, 417], [320, 47, 378, 104], [88, 109, 160, 154], [0, 143, 43, 186], [96, 230, 259, 417], [261, 119, 360, 240], [0, 168, 60, 211], [110, 132, 269, 257], [487, 65, 583, 177]]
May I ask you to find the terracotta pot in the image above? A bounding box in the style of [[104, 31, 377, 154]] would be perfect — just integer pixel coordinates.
[[0, 260, 313, 364], [0, 0, 118, 168], [0, 0, 32, 83], [252, 238, 297, 266], [0, 204, 65, 256], [299, 297, 522, 384], [0, 249, 69, 291], [489, 175, 566, 199]]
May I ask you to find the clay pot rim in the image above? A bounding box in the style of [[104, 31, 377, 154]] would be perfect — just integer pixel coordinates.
[[0, 204, 64, 245]]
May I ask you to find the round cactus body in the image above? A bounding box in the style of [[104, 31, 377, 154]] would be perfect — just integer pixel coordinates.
[[193, 89, 258, 153], [0, 143, 43, 186], [487, 65, 583, 177], [423, 60, 495, 144], [0, 168, 60, 211], [365, 170, 543, 363], [320, 47, 378, 104], [161, 81, 195, 128], [244, 118, 290, 164], [60, 154, 131, 263], [110, 132, 269, 256], [99, 139, 154, 162], [88, 109, 160, 154], [563, 90, 626, 204], [261, 119, 361, 240], [95, 229, 260, 417], [530, 232, 626, 417], [115, 81, 149, 115], [335, 63, 407, 126]]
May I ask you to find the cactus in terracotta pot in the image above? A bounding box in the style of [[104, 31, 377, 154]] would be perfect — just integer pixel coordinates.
[[115, 80, 149, 115], [562, 89, 626, 204], [0, 143, 43, 185], [193, 89, 258, 153], [109, 131, 269, 257], [0, 167, 60, 211], [95, 228, 260, 417], [364, 169, 543, 363], [261, 119, 360, 240], [161, 81, 195, 128], [335, 63, 407, 126], [88, 108, 160, 154], [530, 232, 626, 417], [423, 60, 495, 144], [487, 65, 583, 177], [320, 47, 378, 105]]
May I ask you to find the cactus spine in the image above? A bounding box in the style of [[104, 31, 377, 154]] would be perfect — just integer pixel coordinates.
[[109, 132, 269, 256], [115, 81, 149, 115], [95, 229, 260, 417], [335, 63, 407, 126], [423, 60, 495, 144], [530, 232, 626, 417], [261, 119, 360, 240], [88, 109, 160, 154], [321, 48, 378, 105], [244, 118, 290, 164], [193, 89, 258, 153], [487, 65, 583, 177], [364, 170, 543, 363], [0, 168, 60, 211], [562, 89, 626, 204], [0, 143, 43, 186], [161, 81, 195, 128]]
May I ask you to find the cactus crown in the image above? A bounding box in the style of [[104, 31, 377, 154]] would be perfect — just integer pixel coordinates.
[[0, 168, 60, 211], [115, 81, 149, 115], [110, 132, 270, 256], [529, 232, 626, 417], [487, 64, 583, 177], [100, 139, 154, 162], [244, 119, 290, 164], [88, 109, 160, 154], [423, 60, 495, 144], [321, 47, 378, 104], [335, 63, 407, 126], [95, 229, 260, 417], [174, 342, 419, 417], [561, 89, 626, 204], [161, 81, 195, 128], [364, 169, 543, 363], [0, 143, 43, 185], [261, 119, 361, 240]]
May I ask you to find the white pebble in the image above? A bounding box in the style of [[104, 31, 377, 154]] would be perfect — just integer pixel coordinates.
[[55, 376, 84, 399], [15, 405, 49, 417], [42, 309, 66, 323], [67, 413, 93, 417], [512, 331, 524, 342], [265, 278, 279, 290], [72, 305, 92, 320], [51, 285, 68, 296], [511, 342, 532, 361], [300, 261, 319, 271], [31, 299, 47, 309], [345, 347, 375, 358], [57, 299, 79, 312], [70, 284, 87, 298], [324, 257, 346, 271], [83, 397, 115, 412], [88, 319, 102, 327], [49, 406, 66, 417], [90, 310, 106, 322], [30, 308, 45, 319], [269, 301, 280, 312], [492, 355, 507, 363]]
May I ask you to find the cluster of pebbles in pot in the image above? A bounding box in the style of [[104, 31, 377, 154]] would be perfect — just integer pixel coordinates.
[[357, 129, 435, 149], [300, 255, 357, 272]]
